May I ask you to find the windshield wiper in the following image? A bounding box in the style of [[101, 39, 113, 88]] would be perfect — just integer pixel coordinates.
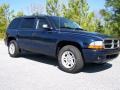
[[73, 28, 84, 31], [60, 27, 74, 29], [59, 27, 84, 31]]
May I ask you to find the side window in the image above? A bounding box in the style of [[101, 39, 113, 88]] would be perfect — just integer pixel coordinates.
[[8, 18, 21, 29], [20, 18, 35, 29], [37, 18, 49, 29]]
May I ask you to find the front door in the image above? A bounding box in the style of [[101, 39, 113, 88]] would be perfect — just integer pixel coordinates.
[[31, 18, 58, 56]]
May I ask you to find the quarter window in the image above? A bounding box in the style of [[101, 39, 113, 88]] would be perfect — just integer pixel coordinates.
[[8, 18, 22, 29]]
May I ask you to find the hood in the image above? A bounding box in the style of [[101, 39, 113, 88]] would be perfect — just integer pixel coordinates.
[[59, 29, 112, 40]]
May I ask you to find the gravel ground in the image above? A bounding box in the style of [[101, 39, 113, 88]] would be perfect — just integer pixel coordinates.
[[0, 41, 120, 90]]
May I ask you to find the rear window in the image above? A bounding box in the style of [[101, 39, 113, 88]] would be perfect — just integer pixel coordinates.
[[20, 18, 35, 29], [8, 18, 21, 29]]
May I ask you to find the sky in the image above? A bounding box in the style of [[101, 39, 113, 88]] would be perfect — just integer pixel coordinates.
[[0, 0, 105, 15]]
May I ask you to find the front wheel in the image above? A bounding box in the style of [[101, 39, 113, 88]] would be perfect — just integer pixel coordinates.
[[8, 40, 21, 57], [58, 45, 84, 73]]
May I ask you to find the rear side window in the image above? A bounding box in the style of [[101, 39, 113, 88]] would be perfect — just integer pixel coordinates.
[[8, 18, 21, 29], [20, 18, 35, 29]]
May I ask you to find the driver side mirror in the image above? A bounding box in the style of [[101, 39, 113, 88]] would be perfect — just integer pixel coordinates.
[[42, 24, 49, 29], [42, 24, 52, 31]]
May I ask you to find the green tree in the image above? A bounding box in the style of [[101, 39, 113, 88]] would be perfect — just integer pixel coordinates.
[[12, 11, 24, 18], [0, 3, 9, 34], [46, 0, 61, 16], [0, 3, 24, 39], [46, 0, 102, 33], [62, 0, 99, 32], [100, 0, 120, 37]]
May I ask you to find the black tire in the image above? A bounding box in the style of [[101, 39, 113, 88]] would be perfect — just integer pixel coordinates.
[[58, 45, 84, 73], [8, 40, 20, 57]]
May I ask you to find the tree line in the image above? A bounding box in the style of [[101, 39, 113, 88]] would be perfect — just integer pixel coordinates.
[[0, 0, 120, 39], [0, 3, 24, 38]]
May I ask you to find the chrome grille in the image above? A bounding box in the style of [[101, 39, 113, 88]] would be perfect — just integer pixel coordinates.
[[104, 39, 120, 49]]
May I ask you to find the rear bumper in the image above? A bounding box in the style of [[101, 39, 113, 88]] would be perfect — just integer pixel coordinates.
[[82, 48, 120, 63]]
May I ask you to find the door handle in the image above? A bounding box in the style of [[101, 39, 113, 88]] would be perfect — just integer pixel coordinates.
[[17, 32, 20, 37]]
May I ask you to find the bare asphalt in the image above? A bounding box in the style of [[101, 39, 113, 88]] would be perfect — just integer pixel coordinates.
[[0, 41, 120, 90]]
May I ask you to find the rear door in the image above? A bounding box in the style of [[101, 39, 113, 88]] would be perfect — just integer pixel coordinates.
[[17, 17, 36, 51]]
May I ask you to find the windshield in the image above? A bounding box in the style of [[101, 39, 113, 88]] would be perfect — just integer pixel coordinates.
[[51, 17, 82, 30]]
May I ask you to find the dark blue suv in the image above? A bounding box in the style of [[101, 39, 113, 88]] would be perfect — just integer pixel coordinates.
[[5, 15, 120, 73]]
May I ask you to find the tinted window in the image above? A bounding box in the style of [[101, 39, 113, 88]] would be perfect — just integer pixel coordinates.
[[20, 18, 35, 29], [38, 18, 49, 29], [8, 18, 21, 29]]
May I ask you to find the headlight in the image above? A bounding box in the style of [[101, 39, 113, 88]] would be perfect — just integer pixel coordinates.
[[88, 41, 104, 50]]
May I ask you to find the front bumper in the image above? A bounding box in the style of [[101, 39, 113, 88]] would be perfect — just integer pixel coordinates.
[[82, 48, 120, 63]]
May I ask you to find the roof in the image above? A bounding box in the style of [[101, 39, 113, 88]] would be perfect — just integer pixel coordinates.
[[16, 15, 63, 19]]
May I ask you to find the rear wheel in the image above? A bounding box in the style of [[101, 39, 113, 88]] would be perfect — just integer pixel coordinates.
[[58, 45, 84, 73], [8, 40, 21, 57]]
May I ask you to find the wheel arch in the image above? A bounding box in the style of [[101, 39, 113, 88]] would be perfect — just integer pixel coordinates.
[[7, 37, 16, 46], [56, 40, 83, 57]]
